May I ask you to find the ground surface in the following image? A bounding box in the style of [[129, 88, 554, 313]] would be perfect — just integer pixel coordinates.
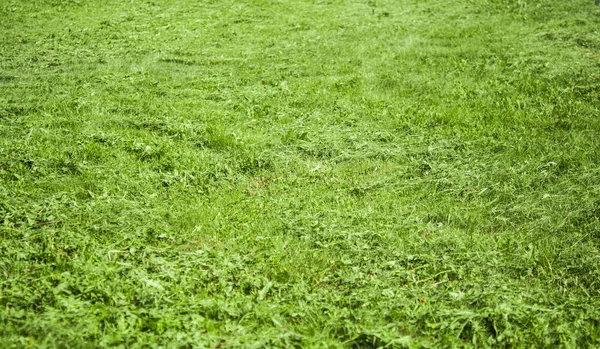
[[1, 0, 600, 347]]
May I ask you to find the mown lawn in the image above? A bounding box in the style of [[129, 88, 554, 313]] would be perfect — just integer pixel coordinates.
[[1, 0, 600, 347]]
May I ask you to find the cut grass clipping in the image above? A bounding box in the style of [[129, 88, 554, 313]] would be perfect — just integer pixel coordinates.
[[2, 0, 600, 347]]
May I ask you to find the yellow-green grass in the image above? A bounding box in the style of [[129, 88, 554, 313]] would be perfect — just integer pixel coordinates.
[[1, 0, 600, 347]]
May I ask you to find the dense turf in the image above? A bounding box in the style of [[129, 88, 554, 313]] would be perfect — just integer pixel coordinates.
[[1, 0, 600, 347]]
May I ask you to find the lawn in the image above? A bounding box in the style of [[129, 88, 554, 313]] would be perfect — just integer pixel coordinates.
[[1, 0, 600, 347]]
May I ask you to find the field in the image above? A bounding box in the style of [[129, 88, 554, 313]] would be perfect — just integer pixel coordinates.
[[1, 0, 600, 347]]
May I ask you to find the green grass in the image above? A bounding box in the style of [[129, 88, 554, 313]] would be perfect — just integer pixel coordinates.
[[1, 0, 600, 347]]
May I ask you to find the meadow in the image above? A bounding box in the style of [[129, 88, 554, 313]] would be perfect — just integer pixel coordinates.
[[1, 0, 600, 347]]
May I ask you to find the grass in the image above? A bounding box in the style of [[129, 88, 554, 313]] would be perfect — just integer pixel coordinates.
[[1, 0, 600, 347]]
